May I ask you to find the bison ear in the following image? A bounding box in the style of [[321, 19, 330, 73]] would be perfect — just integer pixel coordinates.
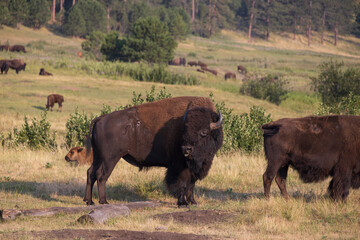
[[77, 148, 84, 153]]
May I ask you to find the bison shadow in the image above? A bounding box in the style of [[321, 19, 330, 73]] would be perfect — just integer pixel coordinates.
[[0, 180, 149, 204], [32, 105, 47, 111]]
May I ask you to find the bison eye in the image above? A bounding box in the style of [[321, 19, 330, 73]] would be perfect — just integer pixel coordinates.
[[70, 151, 74, 155], [200, 129, 209, 137]]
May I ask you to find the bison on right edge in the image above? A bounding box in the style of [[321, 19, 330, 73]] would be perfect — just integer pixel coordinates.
[[262, 115, 360, 201]]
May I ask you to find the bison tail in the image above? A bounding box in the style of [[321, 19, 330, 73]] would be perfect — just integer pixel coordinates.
[[262, 122, 281, 137]]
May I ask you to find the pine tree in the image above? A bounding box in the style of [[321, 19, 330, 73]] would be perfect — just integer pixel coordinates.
[[8, 0, 28, 27], [26, 0, 50, 29]]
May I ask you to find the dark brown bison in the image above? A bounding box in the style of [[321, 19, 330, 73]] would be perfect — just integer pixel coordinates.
[[1, 59, 26, 74], [196, 68, 205, 73], [188, 61, 198, 67], [262, 115, 360, 201], [237, 65, 247, 74], [9, 45, 26, 53], [46, 94, 64, 112], [39, 68, 53, 76], [65, 147, 93, 165], [198, 61, 207, 69], [224, 72, 236, 80], [0, 60, 6, 73], [203, 68, 217, 76], [84, 96, 223, 207], [169, 57, 186, 66], [0, 45, 10, 51]]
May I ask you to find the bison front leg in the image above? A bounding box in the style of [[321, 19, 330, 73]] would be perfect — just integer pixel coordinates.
[[165, 167, 191, 207], [328, 165, 352, 201], [185, 181, 197, 205]]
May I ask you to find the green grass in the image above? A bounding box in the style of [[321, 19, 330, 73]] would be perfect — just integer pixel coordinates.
[[0, 25, 360, 239]]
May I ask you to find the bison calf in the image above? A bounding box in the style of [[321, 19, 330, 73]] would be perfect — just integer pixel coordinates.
[[65, 147, 93, 165], [224, 72, 236, 80], [237, 65, 247, 74], [39, 68, 53, 76], [262, 115, 360, 201], [46, 94, 64, 112]]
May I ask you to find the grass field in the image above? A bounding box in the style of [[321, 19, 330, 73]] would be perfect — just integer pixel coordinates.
[[0, 25, 360, 239]]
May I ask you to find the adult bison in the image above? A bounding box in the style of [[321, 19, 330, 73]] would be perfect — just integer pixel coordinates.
[[65, 147, 93, 165], [0, 45, 9, 51], [9, 45, 26, 53], [84, 96, 223, 207], [203, 68, 217, 76], [188, 61, 198, 67], [1, 59, 26, 74], [237, 65, 247, 74], [46, 94, 64, 112], [224, 72, 236, 80], [39, 68, 53, 76], [262, 115, 360, 201]]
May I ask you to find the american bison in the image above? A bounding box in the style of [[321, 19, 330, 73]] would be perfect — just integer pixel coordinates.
[[65, 147, 93, 165], [224, 72, 236, 80], [198, 61, 207, 69], [262, 115, 360, 201], [0, 45, 9, 51], [169, 57, 186, 66], [39, 68, 53, 76], [84, 96, 223, 207], [1, 59, 26, 74], [0, 60, 6, 73], [196, 68, 205, 73], [237, 65, 247, 74], [188, 61, 198, 67], [203, 68, 217, 76], [9, 45, 26, 53], [46, 94, 64, 112]]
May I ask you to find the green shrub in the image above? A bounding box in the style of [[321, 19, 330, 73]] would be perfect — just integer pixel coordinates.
[[65, 109, 94, 148], [2, 112, 57, 150], [315, 92, 360, 116], [240, 74, 288, 105], [210, 93, 272, 153], [311, 60, 360, 106], [26, 40, 47, 50]]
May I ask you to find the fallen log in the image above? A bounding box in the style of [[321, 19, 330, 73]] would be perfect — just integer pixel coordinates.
[[0, 201, 160, 221]]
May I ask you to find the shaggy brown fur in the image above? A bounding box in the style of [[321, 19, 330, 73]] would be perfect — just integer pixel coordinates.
[[9, 45, 26, 53], [188, 61, 198, 67], [39, 68, 53, 76], [46, 94, 64, 112], [224, 72, 236, 80], [237, 65, 247, 74], [262, 115, 360, 201], [1, 59, 26, 74], [0, 45, 9, 51], [84, 96, 223, 207], [65, 147, 93, 165]]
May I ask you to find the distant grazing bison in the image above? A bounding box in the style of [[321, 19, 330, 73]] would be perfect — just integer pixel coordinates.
[[188, 61, 198, 67], [46, 94, 64, 112], [203, 68, 217, 76], [65, 147, 93, 165], [0, 45, 9, 51], [237, 65, 247, 74], [262, 115, 360, 201], [169, 57, 186, 66], [84, 96, 223, 207], [39, 68, 53, 76], [224, 72, 236, 80], [198, 61, 207, 69], [1, 59, 26, 74], [9, 45, 26, 53]]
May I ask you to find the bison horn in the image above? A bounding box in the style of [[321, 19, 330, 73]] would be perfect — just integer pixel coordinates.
[[210, 111, 222, 130]]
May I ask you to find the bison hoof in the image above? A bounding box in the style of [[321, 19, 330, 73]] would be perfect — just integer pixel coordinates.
[[99, 200, 109, 204], [84, 200, 94, 205]]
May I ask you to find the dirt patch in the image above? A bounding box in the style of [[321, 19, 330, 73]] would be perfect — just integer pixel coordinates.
[[154, 210, 235, 225], [7, 229, 211, 240]]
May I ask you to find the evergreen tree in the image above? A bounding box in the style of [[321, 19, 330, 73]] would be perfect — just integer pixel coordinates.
[[62, 6, 86, 36], [26, 0, 50, 29], [0, 2, 12, 27], [8, 0, 28, 27]]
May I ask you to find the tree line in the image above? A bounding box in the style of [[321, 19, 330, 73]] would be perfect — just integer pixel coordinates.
[[1, 0, 360, 45]]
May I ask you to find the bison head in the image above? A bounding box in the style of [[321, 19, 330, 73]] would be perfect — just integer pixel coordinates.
[[181, 108, 223, 175], [65, 147, 85, 166]]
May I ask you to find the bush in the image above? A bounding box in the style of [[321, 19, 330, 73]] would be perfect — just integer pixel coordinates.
[[210, 93, 272, 153], [240, 74, 288, 105], [2, 112, 57, 150], [311, 60, 360, 106], [315, 92, 360, 116]]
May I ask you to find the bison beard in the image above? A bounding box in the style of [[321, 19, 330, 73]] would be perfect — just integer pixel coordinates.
[[84, 97, 223, 207], [262, 115, 360, 201]]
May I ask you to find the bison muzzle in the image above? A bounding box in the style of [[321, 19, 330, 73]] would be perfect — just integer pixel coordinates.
[[84, 96, 223, 207]]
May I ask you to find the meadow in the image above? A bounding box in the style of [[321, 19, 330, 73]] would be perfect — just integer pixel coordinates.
[[0, 25, 360, 239]]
